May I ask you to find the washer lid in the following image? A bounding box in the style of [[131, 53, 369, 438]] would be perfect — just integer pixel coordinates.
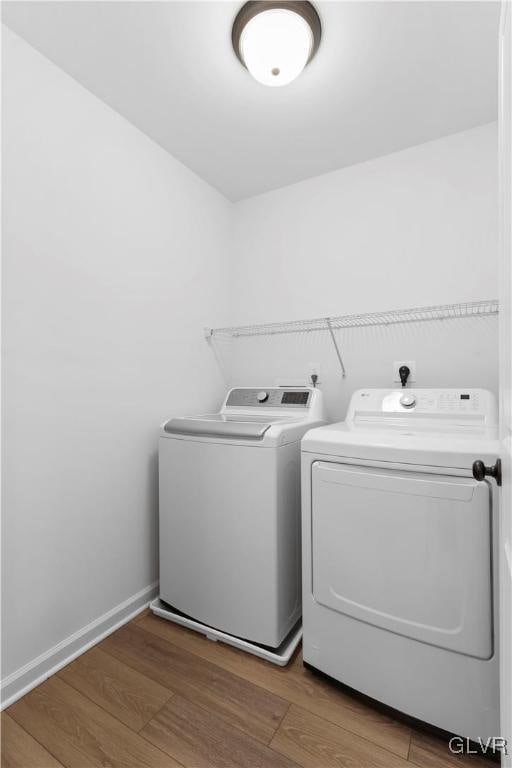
[[163, 413, 286, 440]]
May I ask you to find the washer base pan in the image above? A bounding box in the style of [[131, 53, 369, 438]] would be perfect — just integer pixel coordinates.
[[150, 598, 302, 666]]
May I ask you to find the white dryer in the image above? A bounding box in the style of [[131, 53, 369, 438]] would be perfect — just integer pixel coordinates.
[[301, 388, 500, 740], [153, 386, 325, 665]]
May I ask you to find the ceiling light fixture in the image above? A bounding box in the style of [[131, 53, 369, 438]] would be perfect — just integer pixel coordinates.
[[232, 1, 321, 87]]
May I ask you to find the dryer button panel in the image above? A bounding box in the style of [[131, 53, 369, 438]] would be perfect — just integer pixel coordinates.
[[351, 389, 496, 425]]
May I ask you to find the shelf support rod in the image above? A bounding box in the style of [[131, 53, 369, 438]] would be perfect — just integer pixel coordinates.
[[326, 317, 347, 378]]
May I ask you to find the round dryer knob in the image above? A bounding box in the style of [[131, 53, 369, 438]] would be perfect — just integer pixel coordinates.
[[257, 391, 269, 403], [400, 393, 417, 409]]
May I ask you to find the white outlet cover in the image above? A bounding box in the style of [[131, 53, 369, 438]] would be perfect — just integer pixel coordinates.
[[393, 361, 416, 384]]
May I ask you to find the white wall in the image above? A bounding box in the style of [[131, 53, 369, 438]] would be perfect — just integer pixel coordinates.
[[1, 27, 232, 691], [226, 124, 499, 420], [2, 25, 500, 702]]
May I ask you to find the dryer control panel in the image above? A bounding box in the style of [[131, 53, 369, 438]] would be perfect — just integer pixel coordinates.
[[349, 389, 498, 427]]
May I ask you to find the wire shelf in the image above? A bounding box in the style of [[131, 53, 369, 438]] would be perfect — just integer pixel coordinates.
[[207, 299, 499, 339]]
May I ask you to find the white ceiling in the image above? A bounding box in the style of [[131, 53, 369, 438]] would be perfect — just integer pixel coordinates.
[[2, 1, 500, 201]]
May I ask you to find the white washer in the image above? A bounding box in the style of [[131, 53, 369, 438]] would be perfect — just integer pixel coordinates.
[[301, 388, 500, 740], [152, 386, 325, 665]]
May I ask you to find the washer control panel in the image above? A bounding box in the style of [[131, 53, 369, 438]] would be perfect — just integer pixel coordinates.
[[226, 388, 311, 408], [349, 388, 498, 426]]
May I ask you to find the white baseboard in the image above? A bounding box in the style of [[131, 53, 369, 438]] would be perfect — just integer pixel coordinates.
[[1, 581, 159, 710]]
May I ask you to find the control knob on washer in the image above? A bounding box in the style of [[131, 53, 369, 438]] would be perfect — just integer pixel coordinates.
[[257, 391, 269, 403], [400, 393, 417, 409]]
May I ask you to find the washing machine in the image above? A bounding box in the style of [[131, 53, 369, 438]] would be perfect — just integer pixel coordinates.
[[152, 386, 325, 664], [301, 388, 500, 740]]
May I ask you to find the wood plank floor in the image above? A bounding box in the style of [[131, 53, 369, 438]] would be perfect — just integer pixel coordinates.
[[2, 610, 495, 768]]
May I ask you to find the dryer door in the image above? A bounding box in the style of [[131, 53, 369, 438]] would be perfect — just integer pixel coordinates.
[[311, 461, 492, 659]]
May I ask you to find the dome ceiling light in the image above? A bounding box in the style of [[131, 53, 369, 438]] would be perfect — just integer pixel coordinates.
[[232, 1, 322, 87]]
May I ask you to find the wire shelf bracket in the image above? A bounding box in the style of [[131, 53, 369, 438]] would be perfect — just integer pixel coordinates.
[[205, 299, 499, 377], [326, 317, 347, 378]]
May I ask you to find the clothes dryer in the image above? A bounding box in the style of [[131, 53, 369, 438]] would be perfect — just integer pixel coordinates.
[[301, 388, 500, 739]]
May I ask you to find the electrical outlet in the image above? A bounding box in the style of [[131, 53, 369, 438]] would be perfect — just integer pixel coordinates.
[[393, 361, 416, 385], [309, 362, 321, 386]]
